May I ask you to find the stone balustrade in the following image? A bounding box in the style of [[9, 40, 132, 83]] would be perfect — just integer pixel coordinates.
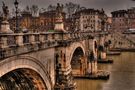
[[0, 32, 94, 59], [0, 32, 94, 49]]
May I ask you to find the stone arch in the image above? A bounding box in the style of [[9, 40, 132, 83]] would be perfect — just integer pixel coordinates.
[[69, 42, 86, 64], [0, 56, 52, 90], [93, 39, 98, 59], [0, 68, 47, 89], [69, 42, 86, 76]]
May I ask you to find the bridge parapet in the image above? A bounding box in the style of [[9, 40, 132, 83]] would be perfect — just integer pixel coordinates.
[[0, 32, 94, 48], [0, 32, 95, 59]]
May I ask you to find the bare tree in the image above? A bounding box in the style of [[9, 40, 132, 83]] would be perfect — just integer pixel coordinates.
[[47, 5, 56, 11], [64, 2, 83, 18]]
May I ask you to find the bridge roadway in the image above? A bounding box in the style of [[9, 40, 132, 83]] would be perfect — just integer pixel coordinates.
[[0, 31, 111, 90]]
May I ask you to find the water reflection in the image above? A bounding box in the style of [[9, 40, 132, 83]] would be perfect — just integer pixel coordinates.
[[75, 52, 135, 90]]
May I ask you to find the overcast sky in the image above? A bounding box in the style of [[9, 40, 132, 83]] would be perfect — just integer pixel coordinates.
[[0, 0, 135, 16]]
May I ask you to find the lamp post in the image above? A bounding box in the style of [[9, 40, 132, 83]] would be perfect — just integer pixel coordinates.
[[14, 0, 19, 33]]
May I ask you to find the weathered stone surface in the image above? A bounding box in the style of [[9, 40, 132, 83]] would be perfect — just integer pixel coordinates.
[[0, 32, 110, 89]]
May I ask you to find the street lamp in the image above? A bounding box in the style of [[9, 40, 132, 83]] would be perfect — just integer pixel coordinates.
[[14, 0, 19, 33]]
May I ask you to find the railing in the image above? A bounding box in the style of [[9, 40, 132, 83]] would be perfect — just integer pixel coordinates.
[[0, 31, 106, 59], [0, 32, 108, 49]]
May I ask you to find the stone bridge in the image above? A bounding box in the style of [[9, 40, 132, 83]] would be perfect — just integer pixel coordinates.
[[105, 32, 135, 50], [0, 31, 109, 90], [0, 1, 133, 89]]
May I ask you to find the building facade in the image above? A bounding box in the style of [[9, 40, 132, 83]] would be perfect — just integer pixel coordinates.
[[111, 8, 135, 32], [111, 10, 128, 32], [9, 4, 66, 33], [127, 7, 135, 29], [72, 8, 107, 32]]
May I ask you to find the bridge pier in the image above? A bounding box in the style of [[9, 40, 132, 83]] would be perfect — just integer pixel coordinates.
[[55, 67, 75, 90], [98, 50, 107, 60], [87, 50, 98, 75], [97, 35, 113, 63], [87, 60, 97, 75], [54, 49, 76, 90]]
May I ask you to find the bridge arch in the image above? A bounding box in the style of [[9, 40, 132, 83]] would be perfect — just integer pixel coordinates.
[[0, 56, 52, 90], [68, 42, 86, 76], [93, 39, 98, 59], [69, 42, 86, 64]]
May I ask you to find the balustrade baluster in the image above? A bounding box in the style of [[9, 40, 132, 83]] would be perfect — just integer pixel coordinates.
[[0, 35, 8, 48], [16, 34, 23, 46], [35, 34, 39, 42], [29, 34, 35, 44], [39, 34, 45, 43]]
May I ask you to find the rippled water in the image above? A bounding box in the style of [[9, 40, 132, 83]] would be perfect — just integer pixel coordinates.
[[75, 52, 135, 90]]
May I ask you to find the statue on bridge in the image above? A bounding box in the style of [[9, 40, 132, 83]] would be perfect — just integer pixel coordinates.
[[54, 3, 66, 32], [0, 1, 13, 33], [2, 1, 9, 21], [56, 3, 63, 14]]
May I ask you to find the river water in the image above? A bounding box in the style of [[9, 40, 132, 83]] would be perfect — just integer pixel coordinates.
[[75, 52, 135, 90]]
